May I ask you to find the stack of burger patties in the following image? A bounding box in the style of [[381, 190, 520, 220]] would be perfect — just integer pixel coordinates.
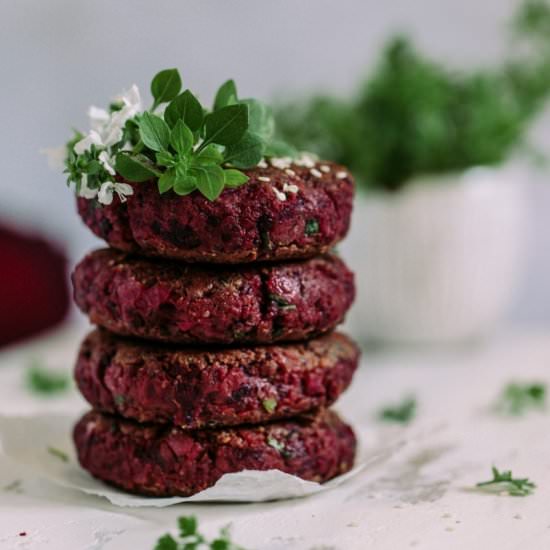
[[71, 155, 359, 497]]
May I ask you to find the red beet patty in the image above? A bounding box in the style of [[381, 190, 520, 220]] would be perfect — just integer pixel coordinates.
[[72, 249, 355, 345], [73, 409, 356, 497], [77, 160, 354, 263], [75, 329, 359, 429]]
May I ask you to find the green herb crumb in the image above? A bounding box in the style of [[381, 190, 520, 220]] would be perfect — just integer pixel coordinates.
[[262, 398, 278, 413], [305, 218, 319, 235]]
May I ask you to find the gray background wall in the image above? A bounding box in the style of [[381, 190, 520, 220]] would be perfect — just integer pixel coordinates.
[[1, 0, 550, 324]]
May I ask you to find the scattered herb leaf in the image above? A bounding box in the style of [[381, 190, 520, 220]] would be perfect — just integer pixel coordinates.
[[26, 361, 70, 396], [378, 397, 416, 424], [476, 466, 536, 496], [154, 515, 247, 550], [495, 382, 546, 415], [47, 446, 69, 463]]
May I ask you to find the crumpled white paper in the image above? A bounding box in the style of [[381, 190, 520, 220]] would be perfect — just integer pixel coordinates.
[[0, 414, 402, 507]]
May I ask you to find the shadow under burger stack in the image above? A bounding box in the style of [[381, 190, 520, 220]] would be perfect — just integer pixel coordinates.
[[71, 158, 359, 497]]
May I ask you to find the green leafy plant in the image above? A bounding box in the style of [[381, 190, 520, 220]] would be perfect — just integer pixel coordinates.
[[378, 397, 416, 424], [476, 466, 536, 496], [275, 0, 550, 190], [26, 360, 70, 396], [65, 69, 295, 203], [495, 382, 546, 415], [154, 516, 247, 550]]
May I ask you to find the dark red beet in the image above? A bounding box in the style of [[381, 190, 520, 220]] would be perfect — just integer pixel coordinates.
[[0, 224, 69, 347]]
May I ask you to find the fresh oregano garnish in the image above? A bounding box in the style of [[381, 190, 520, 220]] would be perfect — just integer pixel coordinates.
[[154, 515, 247, 550], [476, 466, 536, 496], [26, 360, 70, 396], [495, 382, 546, 415], [378, 397, 416, 424], [64, 69, 296, 203]]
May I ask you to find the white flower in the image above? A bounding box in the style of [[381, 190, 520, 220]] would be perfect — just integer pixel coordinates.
[[98, 181, 133, 205], [78, 174, 99, 199], [98, 151, 116, 175], [74, 84, 143, 154], [74, 130, 103, 155], [116, 84, 142, 114], [88, 106, 110, 132]]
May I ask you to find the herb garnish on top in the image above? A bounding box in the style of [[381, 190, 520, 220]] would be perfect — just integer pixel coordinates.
[[64, 69, 295, 203]]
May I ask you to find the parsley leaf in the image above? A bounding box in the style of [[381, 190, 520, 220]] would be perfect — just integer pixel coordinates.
[[476, 466, 536, 496], [378, 397, 416, 424]]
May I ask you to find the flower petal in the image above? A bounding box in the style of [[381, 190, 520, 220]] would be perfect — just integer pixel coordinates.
[[98, 151, 116, 175], [74, 131, 103, 154], [97, 182, 114, 205], [78, 174, 99, 199]]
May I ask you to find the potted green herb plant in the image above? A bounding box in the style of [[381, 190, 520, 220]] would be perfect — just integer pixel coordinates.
[[275, 0, 550, 344]]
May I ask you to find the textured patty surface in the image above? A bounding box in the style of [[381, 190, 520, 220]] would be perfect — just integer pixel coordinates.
[[75, 330, 359, 428], [77, 161, 354, 263], [73, 409, 356, 497], [72, 249, 355, 344]]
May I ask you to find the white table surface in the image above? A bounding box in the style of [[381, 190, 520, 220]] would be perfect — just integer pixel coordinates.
[[1, 324, 550, 550]]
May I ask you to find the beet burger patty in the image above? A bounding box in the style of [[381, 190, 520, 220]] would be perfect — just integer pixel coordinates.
[[72, 249, 355, 345], [74, 409, 356, 497], [75, 330, 359, 429], [77, 160, 354, 263]]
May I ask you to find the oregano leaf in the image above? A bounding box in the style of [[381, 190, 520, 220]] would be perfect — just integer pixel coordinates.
[[193, 144, 224, 166], [224, 132, 264, 168], [191, 164, 225, 200], [165, 90, 204, 130], [170, 120, 194, 156], [151, 68, 182, 109], [214, 79, 238, 110], [224, 169, 249, 187], [158, 169, 176, 194], [115, 153, 158, 182], [203, 104, 248, 147], [139, 112, 171, 152], [174, 176, 197, 195], [241, 98, 275, 141]]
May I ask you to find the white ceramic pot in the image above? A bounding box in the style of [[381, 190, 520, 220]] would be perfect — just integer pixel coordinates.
[[341, 166, 529, 345]]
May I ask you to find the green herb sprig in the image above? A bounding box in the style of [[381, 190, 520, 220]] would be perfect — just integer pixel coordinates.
[[476, 466, 536, 496], [26, 360, 70, 396], [66, 69, 295, 202], [154, 516, 247, 550], [495, 382, 546, 415], [378, 397, 416, 424]]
